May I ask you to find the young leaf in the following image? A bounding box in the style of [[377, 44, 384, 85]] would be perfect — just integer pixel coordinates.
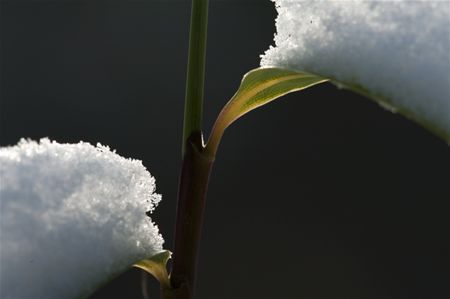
[[134, 250, 172, 289], [205, 67, 327, 156]]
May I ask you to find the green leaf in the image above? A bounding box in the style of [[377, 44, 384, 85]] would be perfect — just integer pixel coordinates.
[[134, 250, 172, 289], [204, 67, 327, 156], [328, 80, 450, 143]]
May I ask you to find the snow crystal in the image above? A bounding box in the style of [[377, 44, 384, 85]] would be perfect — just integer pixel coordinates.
[[261, 0, 450, 139], [0, 139, 163, 299]]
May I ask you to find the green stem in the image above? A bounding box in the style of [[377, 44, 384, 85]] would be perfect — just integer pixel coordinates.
[[182, 0, 209, 155], [168, 0, 210, 298]]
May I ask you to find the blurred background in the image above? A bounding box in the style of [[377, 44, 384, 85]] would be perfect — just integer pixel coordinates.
[[1, 1, 449, 298]]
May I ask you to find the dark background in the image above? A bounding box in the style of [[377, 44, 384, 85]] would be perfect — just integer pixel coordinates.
[[1, 1, 449, 298]]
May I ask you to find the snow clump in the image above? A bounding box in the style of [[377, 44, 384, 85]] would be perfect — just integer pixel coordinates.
[[0, 138, 163, 299], [261, 0, 450, 140]]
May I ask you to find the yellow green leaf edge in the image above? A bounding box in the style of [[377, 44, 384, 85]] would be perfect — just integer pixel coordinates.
[[134, 250, 172, 289], [204, 67, 328, 156], [204, 67, 449, 158], [222, 67, 327, 125]]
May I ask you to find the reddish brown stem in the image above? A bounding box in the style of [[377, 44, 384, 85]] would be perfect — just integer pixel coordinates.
[[169, 132, 214, 298]]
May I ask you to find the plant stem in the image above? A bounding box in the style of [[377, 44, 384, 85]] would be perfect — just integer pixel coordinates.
[[182, 0, 209, 155], [170, 133, 214, 298], [169, 0, 210, 298]]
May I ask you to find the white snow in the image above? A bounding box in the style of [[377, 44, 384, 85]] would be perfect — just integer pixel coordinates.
[[261, 0, 450, 140], [0, 139, 163, 299]]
